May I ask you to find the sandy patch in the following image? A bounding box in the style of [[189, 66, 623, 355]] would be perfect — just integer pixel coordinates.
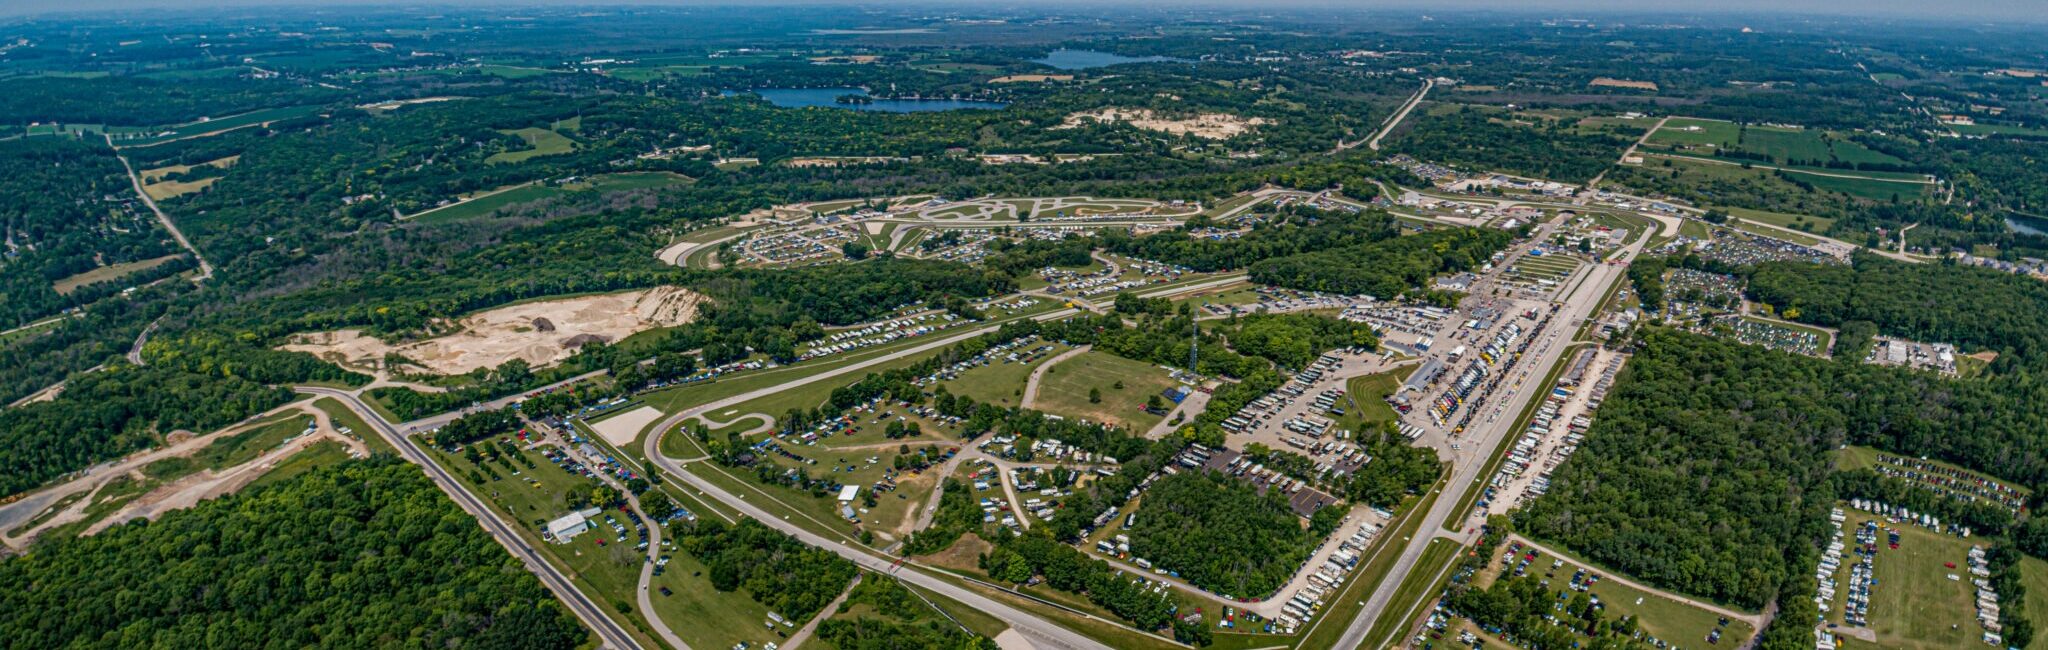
[[590, 406, 662, 446], [283, 286, 707, 375], [1590, 77, 1659, 91], [990, 74, 1072, 83], [1055, 107, 1268, 140], [994, 629, 1035, 650]]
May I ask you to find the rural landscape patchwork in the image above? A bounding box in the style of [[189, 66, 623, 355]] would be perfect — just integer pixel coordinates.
[[2, 3, 2048, 650]]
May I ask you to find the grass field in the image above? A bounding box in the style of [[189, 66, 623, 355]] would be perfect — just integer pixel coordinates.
[[2022, 557, 2048, 650], [411, 172, 692, 224], [938, 342, 1072, 408], [1724, 216, 1825, 246], [1724, 206, 1833, 233], [487, 127, 579, 164], [1336, 365, 1416, 436], [1647, 118, 1909, 168], [1952, 123, 2048, 138], [1824, 510, 1980, 649], [422, 443, 669, 647], [111, 105, 324, 147], [51, 253, 183, 294], [245, 440, 356, 490], [1031, 351, 1178, 432]]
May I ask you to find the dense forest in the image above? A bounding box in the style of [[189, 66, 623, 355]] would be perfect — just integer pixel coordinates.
[[0, 458, 588, 648], [1249, 226, 1515, 301], [1128, 470, 1319, 598], [0, 137, 178, 328], [1515, 330, 1842, 610], [1386, 105, 1634, 184]]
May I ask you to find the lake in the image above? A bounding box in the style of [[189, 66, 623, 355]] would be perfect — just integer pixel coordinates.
[[1031, 49, 1185, 70], [2008, 212, 2048, 237], [724, 88, 1007, 112]]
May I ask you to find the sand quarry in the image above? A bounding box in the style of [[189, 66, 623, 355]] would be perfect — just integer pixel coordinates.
[[285, 286, 707, 375], [1057, 107, 1269, 139]]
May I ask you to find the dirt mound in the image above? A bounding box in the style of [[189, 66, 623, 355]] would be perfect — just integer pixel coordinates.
[[561, 333, 609, 349], [283, 286, 709, 375]]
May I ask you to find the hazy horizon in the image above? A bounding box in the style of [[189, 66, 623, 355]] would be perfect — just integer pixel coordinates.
[[2, 0, 2043, 25]]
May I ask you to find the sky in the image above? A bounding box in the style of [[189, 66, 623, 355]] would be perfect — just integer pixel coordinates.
[[1, 0, 2042, 23]]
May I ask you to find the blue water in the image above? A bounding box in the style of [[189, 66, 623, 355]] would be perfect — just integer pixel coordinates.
[[724, 88, 1007, 112], [1031, 49, 1184, 70], [2010, 213, 2048, 237]]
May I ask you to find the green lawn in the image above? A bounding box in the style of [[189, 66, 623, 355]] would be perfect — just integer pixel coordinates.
[[1031, 351, 1178, 432], [1824, 510, 1980, 649], [2021, 557, 2048, 650], [423, 444, 668, 647], [1336, 365, 1416, 436], [939, 342, 1071, 408], [1646, 118, 1742, 147], [1723, 206, 1834, 233], [645, 551, 785, 650], [486, 127, 579, 164]]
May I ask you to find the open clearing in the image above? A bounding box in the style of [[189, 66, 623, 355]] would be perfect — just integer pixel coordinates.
[[590, 405, 662, 446], [990, 74, 1074, 83], [1056, 107, 1268, 140], [487, 127, 578, 164], [51, 253, 183, 294], [1823, 509, 1979, 649], [1030, 351, 1178, 431], [284, 286, 707, 375]]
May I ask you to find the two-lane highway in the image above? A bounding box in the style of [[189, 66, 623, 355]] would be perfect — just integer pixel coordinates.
[[299, 387, 645, 650]]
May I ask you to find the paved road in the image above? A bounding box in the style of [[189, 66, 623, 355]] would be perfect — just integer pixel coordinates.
[[110, 138, 214, 281], [395, 370, 609, 435], [1588, 116, 1670, 189], [300, 387, 645, 650], [1365, 78, 1433, 151], [1019, 345, 1090, 409], [1331, 218, 1646, 650]]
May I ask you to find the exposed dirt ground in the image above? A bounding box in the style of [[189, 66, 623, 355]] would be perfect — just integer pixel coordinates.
[[1056, 107, 1269, 139], [283, 286, 707, 375], [590, 406, 663, 446]]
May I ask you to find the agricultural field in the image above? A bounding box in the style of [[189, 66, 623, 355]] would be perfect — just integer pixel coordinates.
[[1029, 351, 1179, 432]]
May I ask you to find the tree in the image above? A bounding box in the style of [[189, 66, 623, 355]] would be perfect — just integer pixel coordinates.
[[1088, 387, 1102, 404]]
